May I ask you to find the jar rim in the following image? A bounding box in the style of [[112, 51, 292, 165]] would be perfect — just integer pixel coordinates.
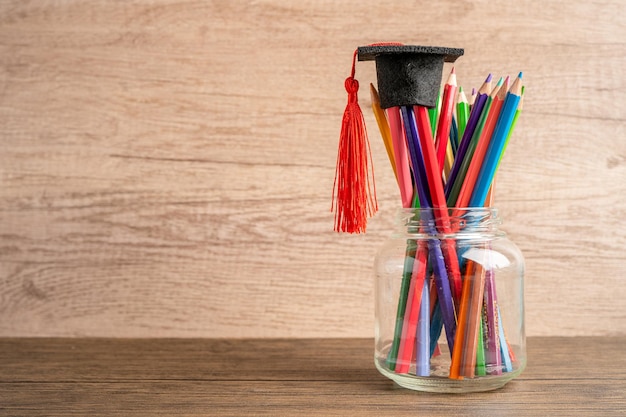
[[395, 207, 502, 236]]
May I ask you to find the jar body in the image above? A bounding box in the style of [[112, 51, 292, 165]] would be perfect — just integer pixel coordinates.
[[374, 208, 525, 393]]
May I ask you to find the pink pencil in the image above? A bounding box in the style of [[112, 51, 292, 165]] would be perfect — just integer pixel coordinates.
[[386, 107, 414, 208]]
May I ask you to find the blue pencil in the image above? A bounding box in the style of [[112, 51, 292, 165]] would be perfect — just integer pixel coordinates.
[[469, 73, 523, 207]]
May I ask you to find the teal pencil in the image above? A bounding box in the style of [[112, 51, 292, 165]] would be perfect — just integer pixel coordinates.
[[495, 86, 524, 172]]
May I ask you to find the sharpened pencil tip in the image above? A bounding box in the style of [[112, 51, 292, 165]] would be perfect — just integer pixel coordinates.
[[518, 71, 523, 78], [451, 67, 456, 74], [485, 73, 493, 82]]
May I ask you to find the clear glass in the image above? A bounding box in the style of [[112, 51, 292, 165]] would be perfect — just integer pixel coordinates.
[[374, 208, 525, 393]]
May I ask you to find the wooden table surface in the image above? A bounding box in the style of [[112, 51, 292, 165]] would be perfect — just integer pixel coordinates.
[[1, 337, 624, 416]]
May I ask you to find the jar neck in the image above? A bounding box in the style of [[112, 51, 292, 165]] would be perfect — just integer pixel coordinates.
[[396, 207, 502, 237]]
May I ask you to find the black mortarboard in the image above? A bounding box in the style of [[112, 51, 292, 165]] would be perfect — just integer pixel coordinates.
[[357, 45, 464, 109]]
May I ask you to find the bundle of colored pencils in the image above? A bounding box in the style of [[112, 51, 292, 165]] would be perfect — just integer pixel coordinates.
[[370, 69, 524, 378]]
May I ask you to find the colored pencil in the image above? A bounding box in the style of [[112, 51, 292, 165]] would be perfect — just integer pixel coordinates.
[[395, 241, 428, 373], [414, 105, 462, 337], [456, 87, 470, 142], [447, 77, 503, 206], [495, 86, 524, 172], [449, 260, 475, 379], [450, 114, 459, 154], [370, 84, 397, 182], [468, 87, 477, 108], [393, 106, 432, 373], [483, 269, 502, 374], [428, 90, 442, 137], [386, 107, 414, 209], [469, 73, 522, 207], [400, 106, 456, 360], [416, 278, 431, 376], [453, 77, 507, 210], [435, 68, 458, 178], [445, 74, 492, 198], [386, 241, 416, 371]]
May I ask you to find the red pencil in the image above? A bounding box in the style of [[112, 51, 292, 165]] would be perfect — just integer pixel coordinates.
[[413, 106, 463, 305], [435, 68, 457, 178], [395, 242, 429, 373]]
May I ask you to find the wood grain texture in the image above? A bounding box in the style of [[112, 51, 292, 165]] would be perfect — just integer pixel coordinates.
[[0, 0, 625, 337], [1, 337, 625, 416]]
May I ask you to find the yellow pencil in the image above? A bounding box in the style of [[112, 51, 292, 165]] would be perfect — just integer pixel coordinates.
[[370, 83, 398, 182]]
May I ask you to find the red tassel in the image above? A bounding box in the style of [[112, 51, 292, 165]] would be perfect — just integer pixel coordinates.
[[332, 50, 378, 233]]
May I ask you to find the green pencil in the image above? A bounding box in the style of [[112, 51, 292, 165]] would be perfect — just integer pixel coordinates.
[[475, 315, 487, 376], [456, 87, 470, 141], [428, 90, 442, 137]]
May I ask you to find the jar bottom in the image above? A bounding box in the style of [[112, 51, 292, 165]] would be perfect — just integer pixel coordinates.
[[375, 344, 526, 393]]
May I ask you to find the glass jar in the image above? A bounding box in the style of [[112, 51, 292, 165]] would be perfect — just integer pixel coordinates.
[[374, 208, 525, 393]]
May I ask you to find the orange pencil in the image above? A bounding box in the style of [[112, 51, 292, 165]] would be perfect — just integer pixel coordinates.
[[451, 182, 496, 379], [449, 260, 476, 379], [460, 262, 487, 377]]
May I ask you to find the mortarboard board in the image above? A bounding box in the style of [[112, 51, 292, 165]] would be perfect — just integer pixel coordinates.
[[357, 45, 464, 109]]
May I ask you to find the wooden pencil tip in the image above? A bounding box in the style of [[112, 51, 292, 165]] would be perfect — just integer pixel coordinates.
[[518, 71, 523, 79], [485, 73, 493, 83], [369, 83, 379, 100], [447, 68, 457, 85]]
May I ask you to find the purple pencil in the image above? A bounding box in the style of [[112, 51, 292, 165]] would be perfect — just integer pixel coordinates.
[[401, 106, 457, 355], [416, 278, 430, 376], [445, 74, 492, 197]]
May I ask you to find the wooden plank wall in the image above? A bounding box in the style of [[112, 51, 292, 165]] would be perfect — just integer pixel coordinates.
[[1, 0, 624, 338]]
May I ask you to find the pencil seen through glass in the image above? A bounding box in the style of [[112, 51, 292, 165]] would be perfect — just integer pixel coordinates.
[[332, 44, 526, 392]]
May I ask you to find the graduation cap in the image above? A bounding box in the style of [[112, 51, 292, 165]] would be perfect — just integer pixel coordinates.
[[332, 43, 464, 233], [357, 45, 464, 109]]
